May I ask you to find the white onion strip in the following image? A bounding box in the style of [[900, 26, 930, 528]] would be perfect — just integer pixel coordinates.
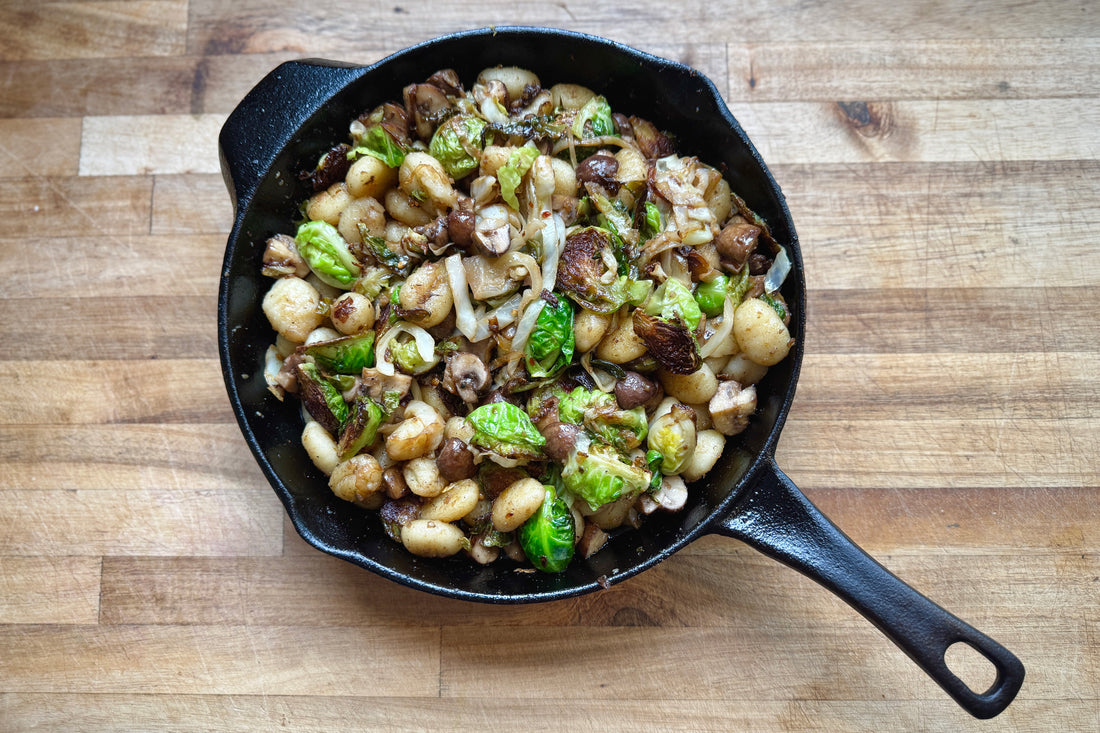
[[445, 254, 478, 341], [764, 245, 791, 294], [510, 299, 546, 357], [374, 322, 435, 376], [699, 293, 737, 360]]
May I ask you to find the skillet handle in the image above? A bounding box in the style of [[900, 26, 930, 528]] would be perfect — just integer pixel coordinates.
[[218, 59, 366, 211], [714, 458, 1024, 719]]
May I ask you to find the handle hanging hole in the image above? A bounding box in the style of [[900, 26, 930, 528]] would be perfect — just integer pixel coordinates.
[[945, 640, 999, 694]]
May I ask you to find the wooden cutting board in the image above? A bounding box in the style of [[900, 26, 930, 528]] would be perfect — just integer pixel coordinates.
[[1, 2, 1097, 731]]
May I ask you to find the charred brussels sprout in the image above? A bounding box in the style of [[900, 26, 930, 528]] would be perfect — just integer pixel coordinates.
[[296, 362, 349, 434], [556, 227, 650, 314], [337, 393, 385, 460], [518, 486, 575, 573]]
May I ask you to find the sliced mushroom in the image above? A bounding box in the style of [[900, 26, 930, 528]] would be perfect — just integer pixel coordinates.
[[261, 234, 309, 279], [360, 367, 413, 404], [442, 352, 490, 404], [708, 380, 757, 436], [404, 83, 452, 140], [473, 204, 513, 257], [425, 68, 464, 96]]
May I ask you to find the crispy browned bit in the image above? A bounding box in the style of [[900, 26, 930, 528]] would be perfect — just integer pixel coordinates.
[[747, 252, 772, 276], [631, 309, 701, 375], [301, 143, 352, 192], [625, 116, 674, 159], [379, 498, 421, 541]]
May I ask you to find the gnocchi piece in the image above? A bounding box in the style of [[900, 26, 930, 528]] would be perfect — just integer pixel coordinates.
[[401, 519, 468, 557], [301, 421, 340, 476], [733, 298, 792, 366], [399, 261, 453, 328], [346, 155, 396, 199], [329, 454, 384, 508], [386, 400, 445, 461], [491, 477, 546, 532], [595, 315, 648, 364], [403, 456, 446, 498], [306, 182, 352, 225], [399, 151, 458, 211], [420, 479, 480, 523], [262, 277, 324, 343], [330, 292, 375, 334], [337, 195, 386, 244], [574, 309, 612, 354], [680, 429, 726, 482], [658, 364, 719, 405]]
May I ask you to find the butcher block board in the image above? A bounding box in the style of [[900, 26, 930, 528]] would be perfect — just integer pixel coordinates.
[[1, 2, 1097, 731]]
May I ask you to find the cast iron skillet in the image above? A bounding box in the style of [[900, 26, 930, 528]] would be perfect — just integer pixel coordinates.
[[217, 26, 1024, 719]]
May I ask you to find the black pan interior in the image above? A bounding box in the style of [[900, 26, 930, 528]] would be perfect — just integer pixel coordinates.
[[219, 26, 804, 602]]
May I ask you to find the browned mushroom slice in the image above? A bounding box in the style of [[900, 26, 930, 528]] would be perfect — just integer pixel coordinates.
[[261, 234, 309, 279], [631, 309, 701, 375], [708, 380, 758, 436], [403, 83, 452, 141], [624, 116, 674, 159], [442, 352, 490, 404], [425, 68, 464, 96]]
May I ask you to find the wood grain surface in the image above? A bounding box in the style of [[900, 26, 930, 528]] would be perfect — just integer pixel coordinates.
[[1, 2, 1097, 731]]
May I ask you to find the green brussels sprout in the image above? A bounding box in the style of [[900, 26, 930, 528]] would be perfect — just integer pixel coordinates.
[[348, 124, 406, 168], [337, 393, 385, 460], [390, 335, 439, 375], [518, 486, 576, 573], [639, 201, 662, 242], [645, 449, 664, 492], [525, 297, 575, 379], [571, 95, 615, 139], [302, 332, 376, 374], [727, 264, 752, 307], [647, 404, 698, 475], [466, 402, 546, 460], [562, 440, 651, 511], [645, 278, 702, 332], [694, 274, 730, 317], [295, 220, 361, 288], [429, 114, 488, 179], [498, 143, 540, 210], [557, 386, 648, 451]]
